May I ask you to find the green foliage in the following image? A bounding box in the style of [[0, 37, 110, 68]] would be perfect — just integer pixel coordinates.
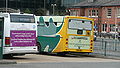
[[24, 8, 31, 13], [34, 8, 47, 16]]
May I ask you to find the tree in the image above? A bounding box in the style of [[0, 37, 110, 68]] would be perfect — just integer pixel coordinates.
[[24, 8, 31, 13], [34, 8, 47, 16]]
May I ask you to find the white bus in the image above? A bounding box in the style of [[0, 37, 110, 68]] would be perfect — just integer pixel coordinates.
[[0, 13, 38, 57]]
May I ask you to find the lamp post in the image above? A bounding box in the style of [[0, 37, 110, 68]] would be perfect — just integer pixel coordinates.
[[51, 4, 56, 15], [44, 0, 46, 15], [44, 0, 45, 9], [6, 0, 8, 13]]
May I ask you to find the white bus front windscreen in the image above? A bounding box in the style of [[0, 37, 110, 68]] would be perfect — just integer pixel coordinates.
[[69, 19, 92, 30]]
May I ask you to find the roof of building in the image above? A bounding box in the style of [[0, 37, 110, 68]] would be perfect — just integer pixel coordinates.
[[71, 0, 120, 8]]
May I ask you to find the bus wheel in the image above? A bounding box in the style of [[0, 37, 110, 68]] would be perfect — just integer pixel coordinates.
[[3, 54, 13, 59], [57, 52, 66, 56], [37, 42, 41, 54]]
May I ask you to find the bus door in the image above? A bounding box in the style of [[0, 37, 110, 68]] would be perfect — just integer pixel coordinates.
[[0, 17, 4, 59], [67, 18, 92, 50]]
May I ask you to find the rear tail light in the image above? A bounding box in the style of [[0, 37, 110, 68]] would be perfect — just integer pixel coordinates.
[[90, 47, 93, 49], [66, 39, 68, 41], [66, 39, 68, 44], [91, 40, 93, 42], [91, 43, 93, 46], [5, 37, 10, 45]]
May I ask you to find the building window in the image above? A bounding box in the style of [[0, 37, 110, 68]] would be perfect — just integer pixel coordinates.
[[107, 8, 112, 18], [96, 10, 98, 16], [88, 9, 98, 17], [88, 10, 91, 16], [102, 24, 107, 31], [92, 10, 96, 16], [110, 24, 115, 31], [110, 24, 119, 32], [70, 10, 78, 16], [117, 8, 120, 17]]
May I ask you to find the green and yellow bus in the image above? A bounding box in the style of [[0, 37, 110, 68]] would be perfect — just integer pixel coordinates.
[[36, 16, 94, 55]]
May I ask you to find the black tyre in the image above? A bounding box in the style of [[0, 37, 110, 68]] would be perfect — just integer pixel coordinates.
[[37, 42, 41, 53], [3, 54, 13, 59], [57, 52, 66, 56]]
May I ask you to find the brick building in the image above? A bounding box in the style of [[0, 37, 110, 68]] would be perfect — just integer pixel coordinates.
[[68, 0, 120, 34]]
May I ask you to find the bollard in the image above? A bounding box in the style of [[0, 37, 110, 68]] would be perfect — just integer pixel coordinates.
[[101, 38, 104, 49], [104, 41, 107, 56], [114, 39, 117, 51]]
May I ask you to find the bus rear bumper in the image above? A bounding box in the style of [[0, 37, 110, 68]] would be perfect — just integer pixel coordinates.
[[3, 46, 38, 54], [60, 49, 93, 53]]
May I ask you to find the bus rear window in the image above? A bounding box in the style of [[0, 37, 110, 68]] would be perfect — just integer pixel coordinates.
[[68, 19, 92, 30], [10, 15, 35, 23]]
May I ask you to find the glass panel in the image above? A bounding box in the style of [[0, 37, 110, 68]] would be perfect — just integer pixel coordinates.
[[68, 19, 92, 30], [92, 10, 96, 16], [102, 24, 107, 31], [88, 10, 91, 16], [10, 14, 35, 23], [107, 8, 112, 16], [68, 29, 86, 35], [117, 8, 120, 17]]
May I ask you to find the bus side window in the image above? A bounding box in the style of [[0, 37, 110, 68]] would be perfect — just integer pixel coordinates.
[[77, 30, 83, 35], [45, 22, 49, 26], [54, 22, 57, 26], [38, 21, 45, 26], [37, 21, 39, 25]]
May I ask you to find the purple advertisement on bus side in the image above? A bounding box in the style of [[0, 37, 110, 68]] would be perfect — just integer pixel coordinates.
[[10, 30, 36, 47]]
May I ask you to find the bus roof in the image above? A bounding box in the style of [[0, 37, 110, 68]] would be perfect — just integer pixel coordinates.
[[36, 16, 64, 22], [10, 13, 34, 16], [65, 16, 94, 21], [36, 16, 94, 22], [0, 13, 34, 16]]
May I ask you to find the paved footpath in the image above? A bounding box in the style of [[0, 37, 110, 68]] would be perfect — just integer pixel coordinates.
[[0, 60, 17, 64], [4, 54, 120, 64]]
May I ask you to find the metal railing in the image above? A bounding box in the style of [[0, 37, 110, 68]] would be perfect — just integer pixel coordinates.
[[94, 38, 120, 57]]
